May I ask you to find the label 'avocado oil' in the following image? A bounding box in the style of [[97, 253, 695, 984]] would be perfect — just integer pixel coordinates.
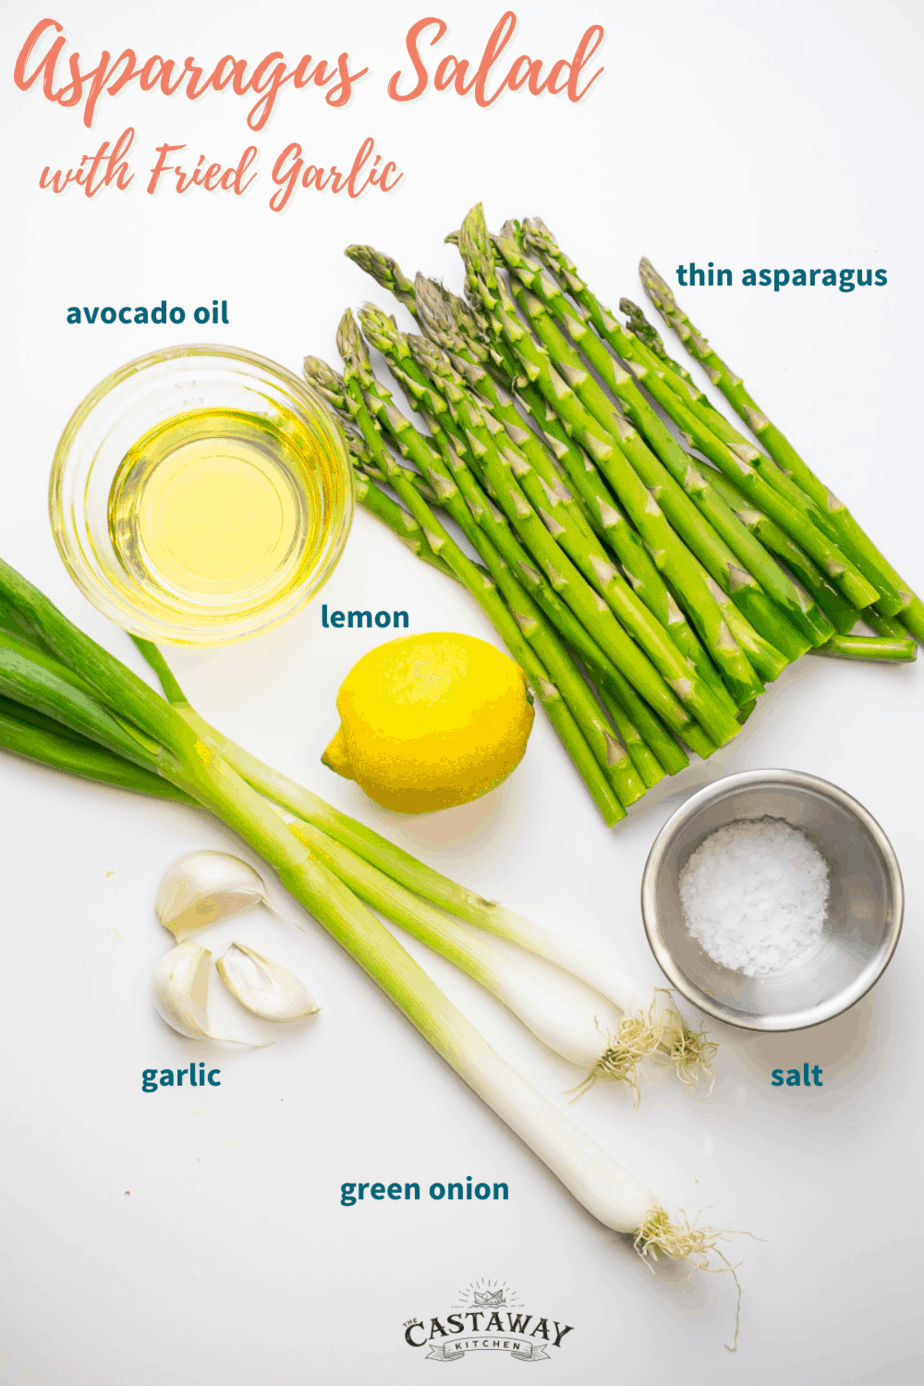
[[107, 405, 336, 627]]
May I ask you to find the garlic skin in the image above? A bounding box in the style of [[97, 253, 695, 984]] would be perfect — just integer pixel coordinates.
[[152, 943, 215, 1039], [155, 850, 268, 941], [217, 943, 320, 1023]]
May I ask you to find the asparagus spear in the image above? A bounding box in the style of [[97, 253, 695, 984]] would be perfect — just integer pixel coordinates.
[[410, 279, 607, 559], [353, 472, 452, 576], [345, 244, 418, 312], [348, 357, 692, 776], [638, 258, 917, 627], [624, 342, 897, 614], [500, 290, 815, 666], [413, 265, 666, 617], [580, 296, 883, 621], [619, 297, 701, 388], [350, 321, 720, 770], [342, 393, 682, 782], [391, 418, 693, 776], [459, 218, 803, 704], [519, 221, 882, 617], [583, 663, 689, 776], [522, 225, 728, 433], [700, 468, 861, 636], [630, 363, 880, 612], [346, 241, 526, 388], [522, 220, 887, 613], [457, 207, 767, 710], [369, 453, 650, 808], [414, 468, 652, 805], [413, 278, 733, 706], [618, 295, 765, 460], [339, 318, 717, 761], [339, 326, 674, 805], [335, 316, 629, 825], [813, 634, 916, 662], [861, 608, 910, 640], [401, 325, 744, 728], [618, 292, 916, 625], [515, 236, 918, 665], [505, 330, 786, 692], [394, 424, 708, 765], [312, 348, 648, 811], [357, 453, 657, 798], [330, 412, 457, 579], [357, 301, 740, 748], [578, 673, 666, 788], [497, 232, 832, 655]]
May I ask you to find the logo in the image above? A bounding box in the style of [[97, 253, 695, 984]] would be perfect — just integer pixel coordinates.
[[404, 1278, 575, 1363]]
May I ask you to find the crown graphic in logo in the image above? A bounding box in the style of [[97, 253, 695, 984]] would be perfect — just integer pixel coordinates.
[[472, 1289, 506, 1308]]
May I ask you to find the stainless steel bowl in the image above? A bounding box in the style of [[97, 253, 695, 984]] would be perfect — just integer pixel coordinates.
[[641, 769, 903, 1031]]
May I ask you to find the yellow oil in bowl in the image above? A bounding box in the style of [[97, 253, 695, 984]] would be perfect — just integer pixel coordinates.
[[108, 406, 326, 614], [51, 347, 354, 645]]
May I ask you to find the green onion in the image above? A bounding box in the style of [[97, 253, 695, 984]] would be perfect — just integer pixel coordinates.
[[0, 554, 736, 1317]]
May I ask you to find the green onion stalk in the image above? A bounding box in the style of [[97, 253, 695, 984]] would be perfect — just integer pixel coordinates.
[[0, 590, 706, 1085], [0, 557, 744, 1321]]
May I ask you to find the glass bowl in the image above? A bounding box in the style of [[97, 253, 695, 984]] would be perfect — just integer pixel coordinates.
[[50, 345, 354, 645], [641, 769, 903, 1032]]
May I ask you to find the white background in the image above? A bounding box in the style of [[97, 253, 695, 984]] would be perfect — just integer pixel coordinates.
[[1, 1, 922, 1382]]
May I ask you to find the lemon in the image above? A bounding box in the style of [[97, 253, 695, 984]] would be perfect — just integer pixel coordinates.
[[322, 632, 535, 814]]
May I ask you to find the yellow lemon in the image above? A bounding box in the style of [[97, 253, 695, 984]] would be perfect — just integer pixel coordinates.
[[322, 632, 535, 813]]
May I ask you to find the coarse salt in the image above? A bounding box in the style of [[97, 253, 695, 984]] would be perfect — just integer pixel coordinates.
[[678, 816, 829, 976]]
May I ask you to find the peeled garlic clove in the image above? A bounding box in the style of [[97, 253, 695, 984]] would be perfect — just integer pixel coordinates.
[[152, 942, 215, 1039], [156, 850, 268, 940], [217, 943, 320, 1023]]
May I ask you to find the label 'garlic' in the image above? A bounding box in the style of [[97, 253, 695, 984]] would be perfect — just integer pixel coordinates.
[[217, 943, 320, 1022]]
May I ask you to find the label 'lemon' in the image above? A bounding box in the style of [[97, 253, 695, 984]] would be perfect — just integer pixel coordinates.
[[322, 632, 535, 813]]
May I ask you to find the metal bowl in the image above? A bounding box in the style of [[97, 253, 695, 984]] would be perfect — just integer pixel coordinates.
[[641, 769, 903, 1032]]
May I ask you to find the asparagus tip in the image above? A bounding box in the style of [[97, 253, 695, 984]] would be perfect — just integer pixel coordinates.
[[303, 356, 348, 410], [357, 302, 402, 354], [639, 257, 675, 307], [619, 298, 667, 355], [336, 308, 369, 366]]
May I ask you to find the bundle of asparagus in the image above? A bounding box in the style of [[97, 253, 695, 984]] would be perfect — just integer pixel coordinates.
[[306, 206, 918, 825]]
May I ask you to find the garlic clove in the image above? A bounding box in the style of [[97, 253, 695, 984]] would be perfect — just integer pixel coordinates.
[[155, 850, 268, 940], [152, 942, 215, 1039], [216, 943, 320, 1023], [152, 942, 269, 1045]]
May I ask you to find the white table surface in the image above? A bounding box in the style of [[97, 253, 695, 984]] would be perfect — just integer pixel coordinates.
[[1, 2, 922, 1381]]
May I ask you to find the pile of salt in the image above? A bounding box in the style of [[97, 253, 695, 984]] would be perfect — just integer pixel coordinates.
[[678, 817, 830, 977]]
